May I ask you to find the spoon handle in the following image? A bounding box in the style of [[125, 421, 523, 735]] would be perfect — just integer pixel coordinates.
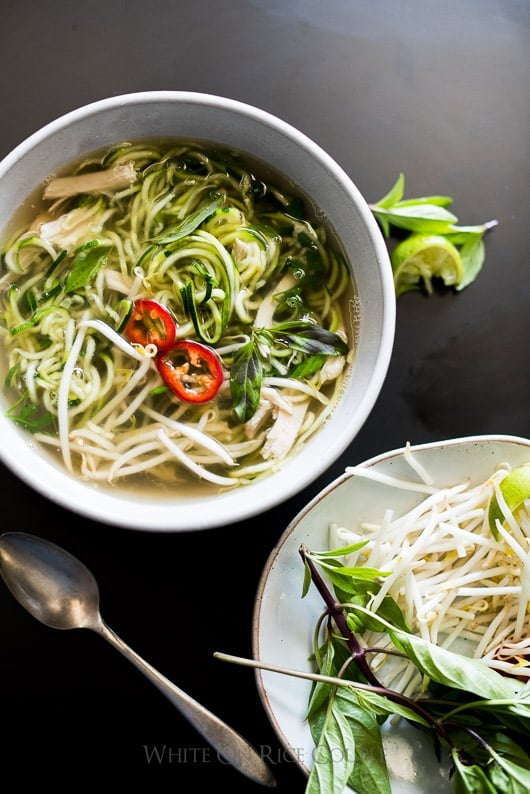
[[96, 621, 275, 787]]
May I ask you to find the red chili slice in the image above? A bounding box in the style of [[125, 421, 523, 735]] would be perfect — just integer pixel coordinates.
[[156, 339, 224, 403], [124, 299, 177, 353]]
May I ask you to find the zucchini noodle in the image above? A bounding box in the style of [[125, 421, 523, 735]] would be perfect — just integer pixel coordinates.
[[330, 450, 530, 697], [0, 141, 353, 492]]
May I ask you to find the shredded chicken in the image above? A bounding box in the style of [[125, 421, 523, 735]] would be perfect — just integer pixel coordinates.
[[244, 400, 272, 439], [43, 163, 137, 200], [37, 204, 114, 251], [320, 354, 345, 383], [261, 400, 308, 460]]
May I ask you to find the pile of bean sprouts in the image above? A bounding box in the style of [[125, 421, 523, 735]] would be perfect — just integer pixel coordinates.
[[0, 141, 352, 490], [330, 446, 530, 697]]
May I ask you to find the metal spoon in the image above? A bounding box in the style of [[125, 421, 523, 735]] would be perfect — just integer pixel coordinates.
[[0, 531, 276, 788]]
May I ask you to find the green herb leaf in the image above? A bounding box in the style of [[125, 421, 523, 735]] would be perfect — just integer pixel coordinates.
[[352, 687, 430, 728], [451, 749, 498, 793], [290, 354, 329, 378], [335, 689, 391, 794], [370, 173, 497, 294], [373, 173, 405, 209], [152, 197, 223, 244], [269, 320, 349, 357], [315, 559, 389, 584], [306, 700, 356, 794], [456, 236, 486, 291], [302, 558, 313, 598], [372, 203, 458, 235], [487, 738, 530, 791], [64, 241, 110, 293], [385, 624, 525, 702], [308, 542, 371, 559], [307, 641, 391, 794], [229, 339, 263, 422]]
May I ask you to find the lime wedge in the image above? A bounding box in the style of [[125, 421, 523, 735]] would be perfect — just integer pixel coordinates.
[[391, 233, 464, 296], [488, 465, 530, 536]]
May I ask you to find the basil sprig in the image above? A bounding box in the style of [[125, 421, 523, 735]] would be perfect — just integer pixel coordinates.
[[370, 173, 498, 293], [229, 320, 348, 422], [299, 545, 530, 794]]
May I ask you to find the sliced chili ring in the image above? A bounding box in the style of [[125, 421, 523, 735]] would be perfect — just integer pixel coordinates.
[[156, 339, 224, 404], [124, 298, 177, 353]]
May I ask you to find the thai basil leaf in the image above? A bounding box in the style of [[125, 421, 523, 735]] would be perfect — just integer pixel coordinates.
[[488, 741, 530, 791], [306, 634, 339, 719], [309, 542, 370, 559], [371, 174, 458, 236], [269, 320, 348, 357], [306, 700, 356, 794], [305, 550, 408, 630], [307, 642, 390, 794], [456, 236, 485, 291], [370, 176, 496, 293], [371, 203, 458, 235], [64, 241, 110, 293], [374, 173, 405, 209], [343, 605, 525, 701], [451, 750, 498, 794], [314, 558, 389, 586], [230, 339, 263, 422], [334, 688, 391, 794], [343, 591, 410, 634], [352, 688, 430, 728], [152, 197, 223, 244], [397, 195, 454, 208], [302, 558, 313, 598], [487, 732, 530, 769], [291, 354, 328, 378], [386, 626, 525, 702]]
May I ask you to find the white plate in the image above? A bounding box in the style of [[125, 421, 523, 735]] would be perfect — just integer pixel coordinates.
[[252, 434, 530, 793]]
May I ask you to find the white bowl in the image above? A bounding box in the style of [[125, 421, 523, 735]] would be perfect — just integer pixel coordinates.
[[0, 91, 395, 531], [253, 433, 530, 792]]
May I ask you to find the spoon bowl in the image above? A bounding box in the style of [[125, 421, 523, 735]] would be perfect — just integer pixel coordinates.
[[0, 532, 101, 630], [0, 531, 276, 788]]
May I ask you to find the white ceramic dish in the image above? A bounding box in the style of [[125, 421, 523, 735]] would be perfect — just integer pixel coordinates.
[[0, 91, 395, 531], [252, 434, 530, 793]]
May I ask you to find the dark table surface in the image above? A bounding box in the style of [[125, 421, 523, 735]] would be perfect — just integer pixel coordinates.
[[1, 1, 529, 790]]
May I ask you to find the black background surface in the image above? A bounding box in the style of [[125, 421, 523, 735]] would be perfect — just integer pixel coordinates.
[[0, 1, 529, 790]]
